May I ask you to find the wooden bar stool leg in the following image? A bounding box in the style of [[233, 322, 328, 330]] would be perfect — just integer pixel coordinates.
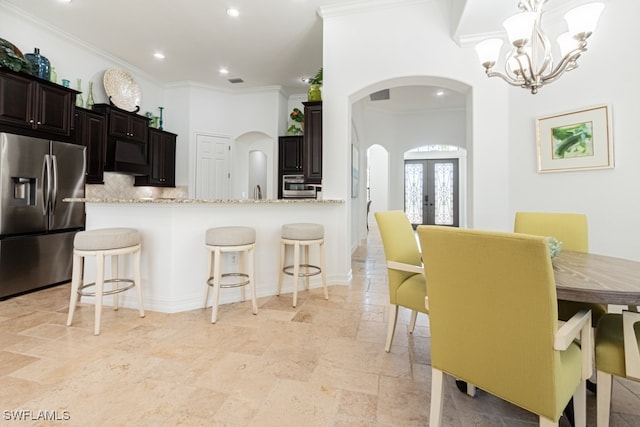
[[304, 245, 310, 290], [211, 247, 222, 323], [239, 250, 246, 302], [134, 246, 144, 317], [66, 251, 83, 326], [292, 241, 300, 308], [112, 254, 119, 311], [94, 251, 105, 335], [277, 240, 285, 296], [320, 239, 328, 300], [249, 246, 257, 315], [203, 247, 213, 308]]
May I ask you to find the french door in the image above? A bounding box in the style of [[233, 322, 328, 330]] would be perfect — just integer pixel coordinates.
[[404, 159, 459, 227]]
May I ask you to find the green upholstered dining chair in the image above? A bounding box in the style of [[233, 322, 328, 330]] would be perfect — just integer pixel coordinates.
[[374, 211, 427, 353], [514, 211, 608, 327], [595, 310, 640, 427], [418, 226, 593, 427]]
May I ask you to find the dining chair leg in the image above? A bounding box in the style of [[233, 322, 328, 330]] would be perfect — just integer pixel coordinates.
[[385, 304, 399, 352], [409, 310, 418, 334], [596, 370, 613, 427], [429, 368, 444, 427], [573, 381, 587, 427]]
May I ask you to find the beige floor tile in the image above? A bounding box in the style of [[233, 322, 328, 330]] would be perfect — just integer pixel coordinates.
[[0, 222, 637, 426]]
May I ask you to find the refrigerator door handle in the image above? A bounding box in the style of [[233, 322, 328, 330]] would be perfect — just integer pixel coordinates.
[[51, 154, 58, 214], [42, 154, 51, 216]]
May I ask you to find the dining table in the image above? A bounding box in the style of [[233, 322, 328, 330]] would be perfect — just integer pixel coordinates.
[[553, 251, 640, 308]]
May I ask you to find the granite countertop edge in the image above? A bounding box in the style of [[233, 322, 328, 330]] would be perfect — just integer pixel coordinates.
[[63, 198, 345, 205]]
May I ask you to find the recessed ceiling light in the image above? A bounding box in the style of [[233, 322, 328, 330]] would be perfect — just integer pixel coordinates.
[[153, 52, 165, 60], [434, 90, 445, 97], [219, 68, 229, 75], [226, 8, 240, 17], [301, 76, 311, 84], [58, 0, 72, 3]]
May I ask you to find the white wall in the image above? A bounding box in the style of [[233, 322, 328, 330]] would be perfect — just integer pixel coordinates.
[[505, 1, 639, 259], [321, 0, 511, 258]]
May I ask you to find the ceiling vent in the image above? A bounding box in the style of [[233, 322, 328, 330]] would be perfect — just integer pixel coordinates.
[[228, 78, 244, 84], [369, 89, 390, 101]]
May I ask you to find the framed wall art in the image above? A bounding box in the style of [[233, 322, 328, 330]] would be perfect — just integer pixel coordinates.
[[536, 105, 613, 173]]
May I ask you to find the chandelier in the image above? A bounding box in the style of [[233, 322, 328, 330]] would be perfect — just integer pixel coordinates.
[[475, 1, 604, 94]]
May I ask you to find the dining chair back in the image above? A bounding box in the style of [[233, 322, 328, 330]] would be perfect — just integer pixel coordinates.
[[514, 211, 607, 326], [595, 310, 640, 426], [514, 212, 589, 252], [374, 211, 427, 352], [418, 225, 592, 427]]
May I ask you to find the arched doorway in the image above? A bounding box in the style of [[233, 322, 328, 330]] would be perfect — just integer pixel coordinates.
[[351, 78, 471, 238]]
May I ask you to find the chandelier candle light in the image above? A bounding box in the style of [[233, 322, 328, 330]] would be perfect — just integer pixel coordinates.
[[474, 1, 604, 94]]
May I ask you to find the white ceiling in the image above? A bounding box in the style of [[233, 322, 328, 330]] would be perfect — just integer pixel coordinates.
[[3, 0, 582, 110]]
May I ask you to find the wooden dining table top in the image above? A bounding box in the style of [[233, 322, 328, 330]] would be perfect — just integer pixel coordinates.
[[553, 251, 640, 306]]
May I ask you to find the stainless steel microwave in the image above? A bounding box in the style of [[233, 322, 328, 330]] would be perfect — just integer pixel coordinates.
[[282, 175, 316, 198]]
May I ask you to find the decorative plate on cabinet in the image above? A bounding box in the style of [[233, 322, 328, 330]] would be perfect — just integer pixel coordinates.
[[103, 67, 142, 112]]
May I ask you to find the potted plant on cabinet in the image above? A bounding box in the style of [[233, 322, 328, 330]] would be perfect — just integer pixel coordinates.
[[307, 67, 322, 102]]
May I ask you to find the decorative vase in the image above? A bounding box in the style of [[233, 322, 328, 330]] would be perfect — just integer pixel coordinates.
[[307, 84, 322, 102], [85, 81, 95, 109], [75, 78, 83, 108], [24, 48, 50, 80], [49, 67, 57, 84]]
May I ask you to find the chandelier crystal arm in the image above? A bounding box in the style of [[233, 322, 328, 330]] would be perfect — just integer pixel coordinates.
[[540, 44, 586, 85]]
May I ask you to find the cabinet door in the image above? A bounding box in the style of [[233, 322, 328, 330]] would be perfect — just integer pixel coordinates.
[[128, 115, 149, 144], [303, 102, 322, 183], [75, 109, 106, 184], [108, 109, 131, 139], [279, 136, 303, 173], [136, 129, 176, 187], [36, 84, 73, 136], [0, 72, 34, 130]]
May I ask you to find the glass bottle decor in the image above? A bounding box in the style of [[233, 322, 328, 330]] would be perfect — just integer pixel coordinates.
[[85, 81, 95, 109], [49, 67, 57, 84], [75, 78, 83, 108], [24, 48, 51, 80]]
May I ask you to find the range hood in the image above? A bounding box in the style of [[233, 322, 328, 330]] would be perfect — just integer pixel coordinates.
[[104, 138, 149, 176]]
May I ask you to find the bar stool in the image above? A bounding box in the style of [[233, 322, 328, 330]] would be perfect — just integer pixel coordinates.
[[66, 228, 144, 335], [278, 223, 328, 307], [204, 226, 258, 323]]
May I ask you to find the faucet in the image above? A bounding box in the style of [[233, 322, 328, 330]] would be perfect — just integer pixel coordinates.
[[253, 185, 262, 200]]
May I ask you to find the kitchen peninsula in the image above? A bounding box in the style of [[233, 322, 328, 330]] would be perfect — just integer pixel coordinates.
[[66, 197, 345, 313]]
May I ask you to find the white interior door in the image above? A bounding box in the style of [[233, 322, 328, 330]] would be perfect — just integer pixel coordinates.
[[195, 134, 231, 199]]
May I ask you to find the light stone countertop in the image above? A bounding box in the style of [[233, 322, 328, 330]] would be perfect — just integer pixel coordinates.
[[64, 197, 344, 204]]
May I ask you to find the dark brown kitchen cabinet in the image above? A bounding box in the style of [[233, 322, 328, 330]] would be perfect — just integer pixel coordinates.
[[74, 107, 106, 184], [279, 135, 303, 173], [104, 108, 148, 144], [277, 135, 303, 198], [303, 101, 322, 183], [92, 104, 149, 176], [135, 128, 176, 187], [0, 68, 75, 137]]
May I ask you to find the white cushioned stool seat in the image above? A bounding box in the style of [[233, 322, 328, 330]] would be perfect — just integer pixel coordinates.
[[206, 226, 256, 246], [281, 223, 324, 241], [278, 223, 328, 307], [204, 226, 258, 323], [74, 227, 141, 250], [66, 228, 144, 335]]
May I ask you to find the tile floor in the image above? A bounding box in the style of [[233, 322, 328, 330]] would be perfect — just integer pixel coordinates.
[[1, 224, 639, 426]]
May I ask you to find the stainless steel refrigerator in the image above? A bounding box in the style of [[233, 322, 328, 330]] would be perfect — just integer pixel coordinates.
[[0, 132, 86, 299]]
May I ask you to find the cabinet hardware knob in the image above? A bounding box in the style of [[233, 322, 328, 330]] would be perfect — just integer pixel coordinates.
[[29, 119, 34, 124]]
